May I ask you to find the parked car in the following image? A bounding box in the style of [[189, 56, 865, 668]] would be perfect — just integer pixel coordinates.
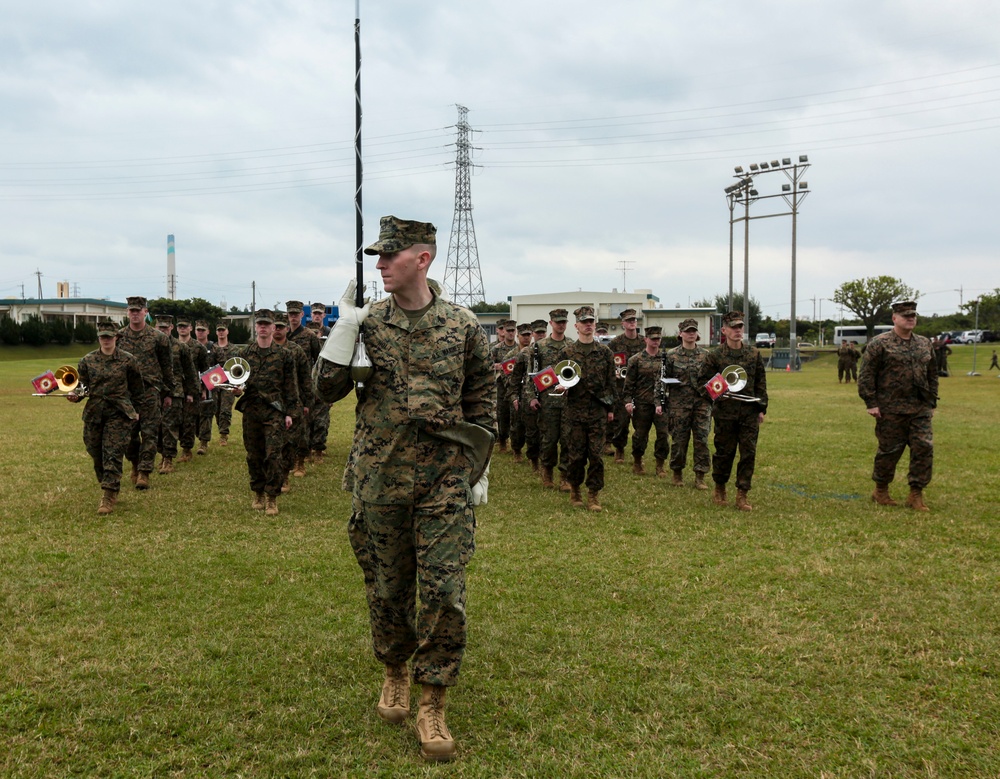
[[754, 333, 776, 348], [981, 330, 999, 343], [954, 330, 984, 344]]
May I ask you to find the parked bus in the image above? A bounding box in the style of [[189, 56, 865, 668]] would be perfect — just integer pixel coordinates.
[[833, 324, 891, 345]]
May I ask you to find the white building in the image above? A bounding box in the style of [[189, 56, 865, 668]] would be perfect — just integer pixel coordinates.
[[0, 298, 128, 328]]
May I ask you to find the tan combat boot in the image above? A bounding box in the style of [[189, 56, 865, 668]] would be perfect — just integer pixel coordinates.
[[135, 471, 150, 490], [655, 458, 666, 478], [529, 457, 539, 473], [97, 489, 116, 515], [570, 484, 584, 508], [130, 462, 139, 485], [587, 490, 603, 512], [735, 489, 753, 512], [632, 456, 645, 476], [281, 474, 290, 494], [312, 449, 325, 464], [559, 476, 571, 493], [177, 448, 193, 463], [416, 685, 456, 762], [293, 455, 306, 477], [694, 472, 709, 491], [219, 434, 229, 447], [265, 495, 279, 516], [377, 663, 410, 724], [497, 440, 507, 453], [614, 448, 625, 464], [196, 439, 209, 455], [871, 483, 897, 506], [712, 483, 727, 506], [541, 466, 555, 489], [905, 487, 930, 512], [251, 492, 265, 510], [672, 470, 684, 487], [158, 457, 174, 475], [512, 450, 524, 464]]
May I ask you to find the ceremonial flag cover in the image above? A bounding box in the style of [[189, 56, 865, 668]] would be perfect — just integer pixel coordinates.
[[705, 373, 728, 400], [32, 371, 57, 394], [532, 366, 558, 393], [201, 365, 229, 391]]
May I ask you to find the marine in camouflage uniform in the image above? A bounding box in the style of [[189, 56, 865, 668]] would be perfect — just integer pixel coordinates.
[[273, 311, 313, 491], [622, 326, 670, 476], [488, 319, 517, 452], [193, 321, 216, 452], [154, 315, 197, 474], [287, 300, 320, 474], [116, 296, 174, 489], [314, 217, 495, 761], [837, 341, 861, 383], [857, 300, 938, 511], [663, 318, 713, 489], [68, 321, 144, 514], [211, 322, 239, 445], [507, 320, 549, 471], [607, 309, 645, 462], [234, 309, 301, 514], [529, 309, 572, 489], [560, 306, 616, 511], [174, 316, 208, 461], [504, 323, 535, 464], [306, 302, 332, 461], [704, 311, 768, 511]]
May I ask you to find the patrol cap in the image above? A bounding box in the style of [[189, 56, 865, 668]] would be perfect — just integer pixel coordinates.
[[549, 308, 569, 322], [679, 318, 699, 332], [596, 322, 609, 334], [574, 305, 597, 322], [645, 326, 663, 337], [195, 320, 209, 331], [619, 308, 639, 321], [175, 315, 192, 327], [285, 300, 304, 314], [216, 321, 229, 331], [310, 301, 326, 314], [155, 314, 174, 326], [722, 311, 744, 327], [364, 215, 437, 255], [532, 319, 548, 333], [126, 296, 147, 310], [502, 319, 517, 330], [517, 322, 533, 335], [892, 300, 917, 315], [273, 310, 289, 326], [97, 320, 117, 337], [254, 308, 275, 324]]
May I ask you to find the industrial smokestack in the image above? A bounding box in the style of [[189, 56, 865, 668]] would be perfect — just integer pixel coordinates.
[[167, 234, 177, 299]]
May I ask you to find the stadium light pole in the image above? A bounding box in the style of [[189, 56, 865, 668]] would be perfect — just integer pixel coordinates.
[[725, 171, 756, 342]]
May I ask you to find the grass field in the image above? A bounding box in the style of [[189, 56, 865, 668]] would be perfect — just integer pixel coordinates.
[[1, 346, 998, 777]]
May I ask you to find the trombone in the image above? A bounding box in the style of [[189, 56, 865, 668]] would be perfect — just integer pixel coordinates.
[[32, 365, 88, 397], [719, 364, 761, 403]]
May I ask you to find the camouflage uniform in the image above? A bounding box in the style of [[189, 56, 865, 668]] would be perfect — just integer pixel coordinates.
[[663, 343, 713, 476], [503, 336, 532, 458], [76, 347, 144, 492], [159, 334, 198, 460], [837, 342, 860, 382], [607, 332, 645, 453], [278, 333, 314, 483], [236, 340, 302, 498], [488, 330, 515, 448], [315, 289, 495, 687], [531, 334, 572, 477], [116, 323, 174, 475], [211, 339, 240, 439], [561, 338, 616, 492], [705, 343, 768, 492], [287, 316, 322, 458], [623, 350, 670, 463], [933, 339, 952, 377], [187, 338, 214, 448], [506, 336, 546, 465], [858, 330, 938, 489]]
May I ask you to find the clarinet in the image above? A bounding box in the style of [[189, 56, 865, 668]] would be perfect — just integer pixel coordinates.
[[532, 342, 541, 401], [656, 352, 667, 407]]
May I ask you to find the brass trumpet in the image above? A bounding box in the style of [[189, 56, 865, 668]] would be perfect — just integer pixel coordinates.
[[32, 365, 89, 397]]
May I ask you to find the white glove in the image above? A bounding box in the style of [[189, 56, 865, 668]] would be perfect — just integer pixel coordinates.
[[318, 279, 371, 365], [471, 460, 490, 506]]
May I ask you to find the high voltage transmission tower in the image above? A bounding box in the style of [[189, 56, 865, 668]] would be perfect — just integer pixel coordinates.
[[443, 105, 485, 309]]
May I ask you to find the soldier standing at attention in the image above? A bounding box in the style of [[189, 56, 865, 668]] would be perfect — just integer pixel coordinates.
[[307, 299, 333, 463], [68, 321, 145, 514], [508, 320, 550, 473], [211, 322, 239, 446], [174, 316, 205, 462], [314, 216, 495, 762], [155, 314, 197, 475], [837, 340, 856, 383], [233, 309, 300, 516], [273, 311, 313, 494], [505, 322, 534, 464], [286, 300, 320, 476], [705, 311, 768, 511], [608, 309, 645, 463], [858, 300, 938, 511], [310, 300, 331, 336], [623, 325, 670, 477], [193, 321, 216, 454], [559, 306, 616, 511], [117, 296, 173, 490], [534, 309, 572, 490], [663, 319, 712, 489], [489, 319, 517, 453]]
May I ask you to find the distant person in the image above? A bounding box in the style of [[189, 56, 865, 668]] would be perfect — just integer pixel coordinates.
[[933, 336, 952, 377], [837, 340, 860, 383], [607, 309, 644, 463], [858, 300, 938, 511], [990, 349, 999, 372]]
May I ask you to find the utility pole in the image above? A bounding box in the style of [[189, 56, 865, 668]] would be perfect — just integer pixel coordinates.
[[35, 269, 43, 298], [444, 105, 485, 308], [617, 260, 634, 293]]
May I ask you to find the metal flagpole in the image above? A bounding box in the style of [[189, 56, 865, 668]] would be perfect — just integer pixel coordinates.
[[351, 0, 374, 385]]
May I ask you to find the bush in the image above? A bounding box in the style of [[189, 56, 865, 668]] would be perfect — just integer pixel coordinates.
[[0, 316, 19, 345], [75, 322, 98, 344], [47, 319, 74, 346], [19, 314, 48, 346]]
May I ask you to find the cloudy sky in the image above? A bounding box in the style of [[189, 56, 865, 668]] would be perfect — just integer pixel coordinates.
[[2, 0, 997, 320]]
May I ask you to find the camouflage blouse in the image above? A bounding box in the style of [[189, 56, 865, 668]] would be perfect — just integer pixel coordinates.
[[76, 347, 145, 423]]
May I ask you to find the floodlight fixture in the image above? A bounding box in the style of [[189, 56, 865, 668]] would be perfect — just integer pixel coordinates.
[[770, 160, 780, 168], [749, 163, 759, 171], [760, 162, 769, 170], [749, 189, 759, 196], [800, 182, 808, 189], [734, 166, 744, 174], [782, 184, 791, 192], [799, 155, 809, 163], [782, 157, 791, 165]]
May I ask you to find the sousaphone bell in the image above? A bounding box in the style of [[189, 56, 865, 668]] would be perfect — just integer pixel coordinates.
[[720, 364, 761, 402], [217, 357, 251, 390], [554, 359, 582, 389]]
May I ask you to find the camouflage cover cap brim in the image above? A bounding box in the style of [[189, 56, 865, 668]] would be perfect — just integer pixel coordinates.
[[891, 300, 918, 315], [97, 322, 117, 336], [254, 309, 275, 324], [364, 215, 437, 255], [176, 319, 192, 327], [574, 306, 597, 322], [155, 314, 174, 326], [722, 311, 744, 327], [285, 300, 304, 313], [645, 327, 663, 337], [549, 309, 569, 322], [517, 323, 533, 334], [619, 308, 638, 320], [679, 318, 699, 332], [126, 296, 147, 310]]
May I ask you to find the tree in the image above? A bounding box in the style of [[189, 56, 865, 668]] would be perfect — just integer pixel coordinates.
[[962, 288, 1000, 331], [147, 297, 227, 328], [832, 276, 918, 338], [75, 322, 97, 344], [20, 314, 47, 346], [470, 300, 510, 314], [46, 319, 74, 346], [0, 316, 20, 346]]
